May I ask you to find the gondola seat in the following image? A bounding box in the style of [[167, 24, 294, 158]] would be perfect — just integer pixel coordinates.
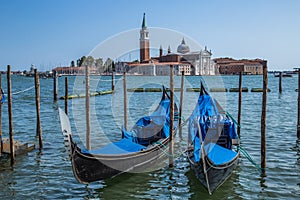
[[81, 138, 145, 155], [204, 143, 237, 165]]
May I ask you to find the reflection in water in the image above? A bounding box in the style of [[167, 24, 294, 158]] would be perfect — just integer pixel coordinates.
[[259, 172, 267, 190], [94, 172, 155, 199], [90, 156, 192, 199]]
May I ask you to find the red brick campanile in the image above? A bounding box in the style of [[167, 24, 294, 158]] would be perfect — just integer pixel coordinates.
[[140, 13, 150, 63]]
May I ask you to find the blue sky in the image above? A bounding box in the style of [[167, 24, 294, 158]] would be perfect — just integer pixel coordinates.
[[0, 0, 299, 71]]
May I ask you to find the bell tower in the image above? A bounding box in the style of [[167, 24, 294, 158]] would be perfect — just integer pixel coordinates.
[[140, 13, 150, 63]]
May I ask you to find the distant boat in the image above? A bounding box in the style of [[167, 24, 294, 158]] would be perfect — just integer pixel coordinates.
[[274, 73, 293, 77], [187, 83, 240, 194], [59, 87, 178, 184]]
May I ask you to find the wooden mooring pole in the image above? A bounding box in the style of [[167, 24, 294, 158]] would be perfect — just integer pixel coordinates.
[[65, 77, 68, 115], [53, 70, 58, 101], [279, 71, 282, 94], [169, 65, 175, 167], [34, 69, 43, 149], [261, 61, 268, 173], [237, 72, 242, 138], [179, 70, 185, 139], [85, 65, 91, 150], [7, 65, 15, 165], [123, 72, 128, 130]]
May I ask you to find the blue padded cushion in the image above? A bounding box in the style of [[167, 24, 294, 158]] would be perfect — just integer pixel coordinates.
[[82, 138, 145, 155], [204, 143, 237, 165]]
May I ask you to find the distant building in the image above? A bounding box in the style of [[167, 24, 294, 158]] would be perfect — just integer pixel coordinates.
[[121, 60, 191, 76], [214, 57, 264, 75], [115, 13, 215, 76], [140, 13, 150, 63], [175, 39, 214, 75]]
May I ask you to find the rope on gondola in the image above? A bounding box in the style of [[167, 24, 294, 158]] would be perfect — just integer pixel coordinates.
[[174, 111, 188, 127], [179, 118, 188, 127], [238, 145, 265, 173], [154, 141, 174, 158], [225, 111, 241, 128]]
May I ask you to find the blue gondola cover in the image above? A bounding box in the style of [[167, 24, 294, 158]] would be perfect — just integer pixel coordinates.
[[189, 88, 238, 163], [122, 96, 173, 146], [82, 138, 145, 155]]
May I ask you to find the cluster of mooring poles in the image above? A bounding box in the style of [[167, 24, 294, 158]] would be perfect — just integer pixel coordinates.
[[4, 60, 300, 174], [0, 65, 42, 166], [58, 66, 115, 150]]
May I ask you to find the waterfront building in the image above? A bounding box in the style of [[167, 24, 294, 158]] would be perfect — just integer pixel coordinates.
[[214, 57, 264, 75], [53, 66, 99, 75], [118, 14, 215, 76], [175, 39, 215, 75], [122, 60, 191, 76]]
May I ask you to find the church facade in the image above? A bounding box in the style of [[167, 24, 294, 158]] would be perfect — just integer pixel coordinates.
[[115, 14, 215, 76]]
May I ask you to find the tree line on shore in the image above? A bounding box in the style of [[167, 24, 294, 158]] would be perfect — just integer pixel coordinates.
[[71, 56, 115, 73]]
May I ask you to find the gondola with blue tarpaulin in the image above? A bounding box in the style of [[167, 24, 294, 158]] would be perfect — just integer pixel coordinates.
[[59, 86, 178, 184], [187, 82, 240, 194]]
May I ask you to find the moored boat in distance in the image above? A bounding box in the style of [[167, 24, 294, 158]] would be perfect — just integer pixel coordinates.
[[59, 87, 178, 184], [187, 83, 240, 194], [274, 72, 293, 77]]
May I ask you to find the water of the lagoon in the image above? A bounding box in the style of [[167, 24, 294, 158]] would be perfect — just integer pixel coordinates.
[[0, 74, 299, 199]]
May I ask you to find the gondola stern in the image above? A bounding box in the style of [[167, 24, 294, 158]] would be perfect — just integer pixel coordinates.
[[58, 108, 73, 159]]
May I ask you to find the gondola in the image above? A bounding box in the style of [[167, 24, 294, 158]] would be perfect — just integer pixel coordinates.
[[187, 83, 240, 194], [59, 87, 178, 184]]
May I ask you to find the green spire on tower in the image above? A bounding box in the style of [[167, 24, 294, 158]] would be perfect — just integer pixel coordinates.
[[142, 13, 146, 28]]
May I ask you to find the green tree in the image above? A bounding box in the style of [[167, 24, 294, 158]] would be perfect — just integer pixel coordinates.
[[112, 61, 115, 72], [86, 56, 94, 66], [104, 58, 113, 73], [95, 58, 104, 73], [71, 60, 75, 67], [78, 56, 86, 67]]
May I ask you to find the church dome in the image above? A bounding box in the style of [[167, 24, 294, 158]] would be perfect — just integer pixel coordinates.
[[177, 38, 190, 54]]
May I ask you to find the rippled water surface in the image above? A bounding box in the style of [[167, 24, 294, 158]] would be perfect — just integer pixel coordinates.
[[0, 74, 299, 199]]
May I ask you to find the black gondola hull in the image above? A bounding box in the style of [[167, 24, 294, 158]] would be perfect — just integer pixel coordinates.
[[60, 86, 178, 184], [70, 137, 170, 184], [187, 149, 239, 194]]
